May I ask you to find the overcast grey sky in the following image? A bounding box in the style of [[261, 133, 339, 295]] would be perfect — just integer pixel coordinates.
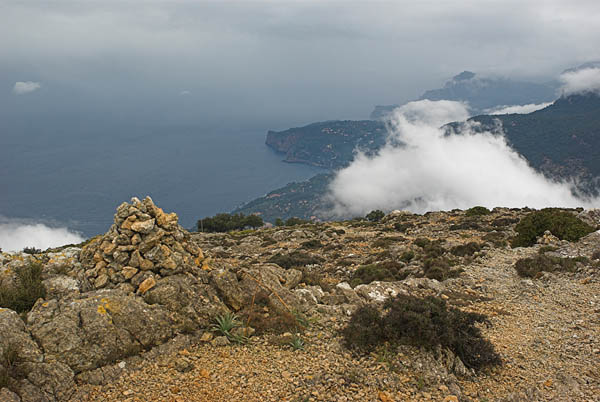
[[2, 0, 600, 127]]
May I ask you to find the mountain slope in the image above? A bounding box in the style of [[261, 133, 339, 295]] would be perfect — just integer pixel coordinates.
[[466, 93, 600, 185]]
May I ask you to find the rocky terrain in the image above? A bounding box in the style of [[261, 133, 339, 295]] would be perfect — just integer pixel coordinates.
[[1, 199, 600, 401]]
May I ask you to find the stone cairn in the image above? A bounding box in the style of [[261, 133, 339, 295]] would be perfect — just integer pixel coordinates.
[[81, 196, 204, 294]]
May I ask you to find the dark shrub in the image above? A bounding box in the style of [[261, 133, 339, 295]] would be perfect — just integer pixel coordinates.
[[400, 250, 415, 263], [394, 222, 414, 233], [349, 261, 409, 287], [413, 238, 430, 248], [422, 257, 462, 281], [366, 210, 385, 222], [341, 295, 501, 370], [300, 239, 322, 249], [268, 251, 323, 269], [449, 221, 482, 231], [0, 262, 46, 313], [482, 232, 507, 248], [514, 254, 579, 278], [592, 250, 600, 260], [22, 247, 42, 255], [197, 213, 263, 232], [511, 209, 595, 248], [465, 206, 491, 217], [450, 242, 482, 257], [491, 217, 519, 227]]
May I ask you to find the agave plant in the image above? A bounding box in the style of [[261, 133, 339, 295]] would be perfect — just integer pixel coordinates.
[[211, 311, 240, 337], [288, 334, 305, 351]]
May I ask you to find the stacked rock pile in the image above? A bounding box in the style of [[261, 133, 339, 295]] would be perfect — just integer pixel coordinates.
[[80, 196, 204, 293]]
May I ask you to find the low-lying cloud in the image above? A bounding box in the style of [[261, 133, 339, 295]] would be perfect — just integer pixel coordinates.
[[560, 67, 600, 96], [13, 81, 41, 95], [327, 100, 597, 216], [485, 102, 553, 115], [0, 218, 84, 252]]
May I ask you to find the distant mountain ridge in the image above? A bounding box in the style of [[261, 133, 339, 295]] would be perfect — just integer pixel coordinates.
[[371, 71, 558, 119]]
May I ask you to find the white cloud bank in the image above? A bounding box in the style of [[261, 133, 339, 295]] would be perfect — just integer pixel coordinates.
[[560, 67, 600, 96], [0, 219, 84, 252], [327, 100, 597, 217], [13, 81, 41, 95], [485, 102, 553, 115]]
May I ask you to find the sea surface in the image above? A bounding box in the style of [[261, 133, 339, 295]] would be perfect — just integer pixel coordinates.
[[0, 118, 323, 237]]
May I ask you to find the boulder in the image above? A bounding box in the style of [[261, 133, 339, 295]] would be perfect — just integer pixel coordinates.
[[238, 264, 302, 313], [27, 290, 175, 373], [143, 275, 228, 330], [0, 309, 75, 401]]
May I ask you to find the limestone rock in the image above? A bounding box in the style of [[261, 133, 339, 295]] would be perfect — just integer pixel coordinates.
[[137, 277, 156, 294], [238, 264, 302, 313], [143, 275, 227, 329], [27, 290, 175, 373], [0, 388, 21, 402]]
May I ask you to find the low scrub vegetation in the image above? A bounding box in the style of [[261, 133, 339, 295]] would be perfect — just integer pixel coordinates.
[[275, 217, 310, 227], [350, 261, 409, 288], [0, 262, 46, 313], [422, 257, 462, 281], [268, 251, 323, 269], [450, 242, 483, 257], [197, 213, 263, 233], [514, 254, 584, 278], [341, 294, 501, 370], [365, 210, 385, 222], [511, 208, 595, 248], [465, 206, 491, 217]]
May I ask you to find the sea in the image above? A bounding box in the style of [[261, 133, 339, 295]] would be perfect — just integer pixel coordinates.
[[0, 118, 324, 238]]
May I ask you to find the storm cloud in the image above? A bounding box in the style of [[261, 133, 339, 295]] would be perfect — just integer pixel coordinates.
[[1, 1, 600, 124]]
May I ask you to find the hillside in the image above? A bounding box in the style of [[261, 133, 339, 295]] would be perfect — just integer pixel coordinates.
[[266, 120, 387, 169], [2, 199, 600, 401], [465, 93, 600, 188], [233, 173, 335, 223], [242, 93, 600, 223]]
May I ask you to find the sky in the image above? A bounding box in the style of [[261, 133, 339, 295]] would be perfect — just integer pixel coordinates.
[[2, 0, 600, 127]]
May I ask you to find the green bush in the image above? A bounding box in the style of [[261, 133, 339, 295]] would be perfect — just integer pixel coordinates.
[[341, 295, 501, 370], [450, 242, 483, 257], [514, 254, 580, 278], [394, 222, 415, 233], [400, 250, 415, 263], [366, 210, 385, 222], [0, 262, 46, 313], [465, 206, 491, 217], [422, 257, 462, 281], [268, 251, 323, 269], [511, 209, 595, 248], [276, 217, 310, 227], [350, 261, 408, 287], [197, 213, 263, 232]]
